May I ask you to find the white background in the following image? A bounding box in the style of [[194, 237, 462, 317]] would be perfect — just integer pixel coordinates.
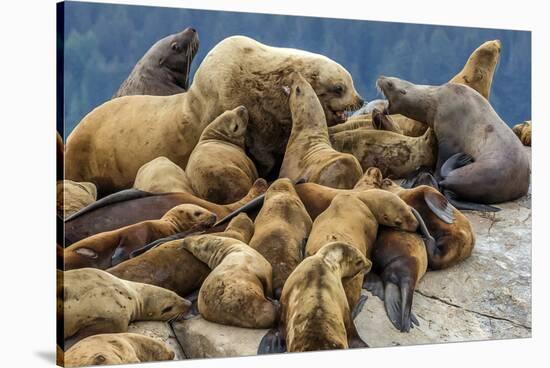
[[0, 0, 547, 367]]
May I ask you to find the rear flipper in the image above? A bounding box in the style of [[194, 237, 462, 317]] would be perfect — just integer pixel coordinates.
[[401, 166, 437, 189], [423, 190, 455, 224], [383, 279, 419, 333], [443, 190, 501, 212], [363, 272, 385, 300], [258, 328, 286, 354], [351, 294, 368, 320], [439, 153, 473, 179]]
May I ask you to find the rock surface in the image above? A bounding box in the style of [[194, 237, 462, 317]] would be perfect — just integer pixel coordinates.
[[128, 321, 186, 360]]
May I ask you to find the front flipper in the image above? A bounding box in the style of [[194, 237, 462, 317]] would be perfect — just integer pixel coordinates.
[[440, 152, 473, 179], [410, 207, 436, 246], [183, 290, 200, 318], [401, 166, 436, 189], [258, 328, 286, 355], [214, 194, 265, 228], [424, 191, 455, 224], [443, 190, 501, 212], [383, 279, 418, 333], [351, 294, 368, 320]]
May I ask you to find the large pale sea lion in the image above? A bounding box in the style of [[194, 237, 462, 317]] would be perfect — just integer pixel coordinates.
[[65, 36, 363, 194], [249, 179, 312, 297], [280, 72, 363, 188], [113, 27, 199, 98], [64, 333, 175, 367], [512, 120, 531, 146], [377, 75, 530, 209], [107, 213, 255, 298], [64, 178, 267, 245], [57, 180, 97, 219], [133, 156, 194, 194], [182, 234, 278, 328], [64, 204, 217, 270], [186, 106, 258, 204], [62, 268, 191, 349], [260, 242, 370, 353]]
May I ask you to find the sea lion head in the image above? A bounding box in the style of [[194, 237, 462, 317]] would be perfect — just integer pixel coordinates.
[[357, 189, 419, 231], [158, 27, 199, 89], [376, 76, 418, 115], [139, 284, 192, 322], [161, 204, 217, 231], [202, 106, 249, 146], [354, 167, 384, 190], [266, 178, 297, 197], [318, 241, 372, 278]]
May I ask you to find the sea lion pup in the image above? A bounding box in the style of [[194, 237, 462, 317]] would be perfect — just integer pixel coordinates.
[[182, 234, 278, 328], [380, 177, 475, 269], [280, 72, 363, 189], [62, 268, 191, 349], [64, 204, 217, 270], [66, 36, 362, 195], [378, 76, 530, 209], [64, 333, 175, 367], [305, 190, 419, 310], [249, 179, 312, 297], [64, 178, 267, 245], [186, 106, 258, 204], [133, 156, 194, 194], [259, 242, 371, 353], [113, 27, 199, 98], [330, 125, 437, 178], [107, 213, 254, 298], [512, 120, 532, 146], [57, 180, 97, 218]]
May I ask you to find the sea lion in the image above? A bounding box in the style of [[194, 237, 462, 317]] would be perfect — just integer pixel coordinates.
[[512, 120, 531, 146], [107, 213, 255, 298], [305, 190, 419, 310], [133, 156, 194, 194], [329, 106, 402, 135], [64, 178, 267, 245], [66, 36, 363, 194], [280, 72, 363, 189], [64, 204, 217, 270], [330, 126, 437, 178], [186, 106, 258, 204], [261, 242, 371, 353], [249, 179, 312, 297], [182, 234, 278, 328], [64, 333, 175, 367], [377, 75, 530, 209], [57, 131, 64, 181], [113, 27, 199, 98], [57, 180, 97, 219], [62, 268, 191, 349]]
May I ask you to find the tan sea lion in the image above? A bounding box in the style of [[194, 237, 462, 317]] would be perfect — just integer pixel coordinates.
[[57, 180, 97, 219], [64, 204, 217, 270], [64, 333, 175, 367], [330, 126, 437, 178], [512, 120, 531, 146], [107, 213, 255, 298], [182, 234, 278, 328], [280, 72, 363, 188], [249, 179, 312, 297], [260, 242, 371, 353], [377, 75, 530, 209], [133, 156, 194, 194], [66, 36, 363, 194], [64, 178, 267, 245], [62, 268, 191, 349], [113, 27, 199, 97], [305, 190, 419, 310], [186, 106, 258, 204]]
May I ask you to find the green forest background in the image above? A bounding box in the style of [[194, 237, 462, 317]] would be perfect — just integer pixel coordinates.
[[59, 1, 531, 137]]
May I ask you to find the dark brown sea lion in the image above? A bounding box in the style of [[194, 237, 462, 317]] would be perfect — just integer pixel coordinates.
[[107, 213, 254, 298], [113, 27, 199, 98], [64, 204, 217, 270], [280, 72, 363, 189], [377, 76, 530, 210], [63, 178, 267, 245]]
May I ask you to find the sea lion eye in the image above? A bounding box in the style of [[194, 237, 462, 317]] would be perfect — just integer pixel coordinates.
[[295, 86, 302, 96], [171, 42, 181, 52], [399, 89, 407, 95], [161, 306, 173, 314], [333, 85, 345, 95], [193, 211, 202, 217]]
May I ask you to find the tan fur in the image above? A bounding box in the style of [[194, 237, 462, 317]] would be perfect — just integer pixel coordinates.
[[133, 156, 195, 194], [186, 106, 258, 204], [57, 180, 97, 218], [62, 268, 191, 349], [512, 120, 531, 146], [281, 242, 370, 351], [64, 333, 174, 367], [280, 72, 363, 188], [108, 214, 254, 297], [182, 234, 277, 328], [64, 204, 217, 270], [65, 36, 362, 194], [249, 179, 312, 293], [330, 127, 437, 178]]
